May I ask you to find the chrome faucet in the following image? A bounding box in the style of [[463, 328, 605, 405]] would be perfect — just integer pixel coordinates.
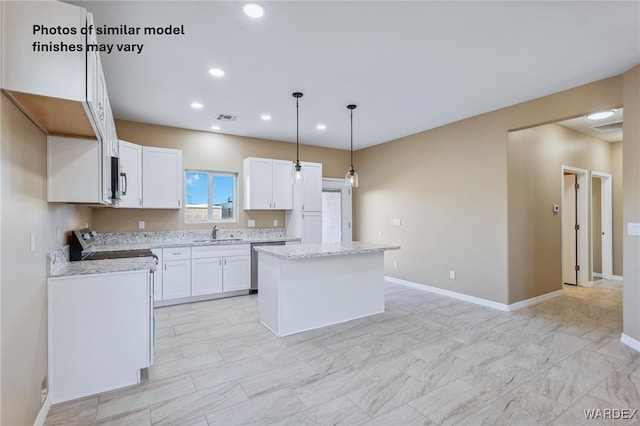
[[211, 225, 218, 240]]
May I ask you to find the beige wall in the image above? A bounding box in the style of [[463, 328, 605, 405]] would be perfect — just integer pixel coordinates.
[[355, 76, 623, 305], [623, 64, 640, 341], [611, 142, 623, 276], [508, 123, 615, 299], [1, 94, 92, 425], [93, 120, 350, 232]]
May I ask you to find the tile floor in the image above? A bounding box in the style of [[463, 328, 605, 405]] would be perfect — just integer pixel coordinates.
[[45, 279, 640, 425]]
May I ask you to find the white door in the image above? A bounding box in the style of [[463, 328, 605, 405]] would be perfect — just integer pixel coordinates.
[[244, 157, 272, 209], [118, 140, 142, 208], [142, 147, 182, 209], [162, 259, 191, 299], [191, 257, 223, 296], [223, 256, 251, 291], [271, 160, 293, 209], [562, 173, 577, 285], [322, 178, 353, 243], [302, 211, 322, 244], [301, 162, 322, 211], [592, 172, 613, 279]]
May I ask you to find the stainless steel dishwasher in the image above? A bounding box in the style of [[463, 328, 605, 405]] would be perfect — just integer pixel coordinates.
[[251, 241, 285, 293]]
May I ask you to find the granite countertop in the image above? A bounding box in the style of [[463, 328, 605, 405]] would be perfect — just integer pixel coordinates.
[[92, 236, 301, 252], [49, 257, 157, 278], [254, 242, 400, 260]]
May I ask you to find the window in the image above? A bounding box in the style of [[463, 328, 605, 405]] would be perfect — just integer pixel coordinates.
[[185, 171, 237, 223]]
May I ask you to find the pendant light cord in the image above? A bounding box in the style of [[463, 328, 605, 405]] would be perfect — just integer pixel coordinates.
[[296, 96, 300, 164], [350, 107, 354, 169]]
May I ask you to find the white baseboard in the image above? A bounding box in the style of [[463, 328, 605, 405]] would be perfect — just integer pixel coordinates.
[[611, 275, 624, 281], [33, 396, 52, 426], [385, 276, 563, 312], [593, 272, 603, 278], [621, 334, 640, 352], [507, 290, 564, 311]]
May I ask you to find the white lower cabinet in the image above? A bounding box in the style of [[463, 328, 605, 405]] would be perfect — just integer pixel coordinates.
[[159, 244, 250, 306], [151, 248, 163, 301], [191, 257, 223, 296], [221, 255, 251, 292], [162, 247, 191, 300], [48, 269, 153, 403]]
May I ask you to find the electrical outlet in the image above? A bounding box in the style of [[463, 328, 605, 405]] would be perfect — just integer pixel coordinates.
[[449, 270, 456, 279], [30, 231, 36, 252], [273, 219, 278, 227], [56, 227, 61, 244], [378, 231, 383, 236], [393, 260, 398, 268], [393, 218, 402, 226], [248, 220, 256, 227], [628, 222, 640, 236], [138, 220, 145, 230]]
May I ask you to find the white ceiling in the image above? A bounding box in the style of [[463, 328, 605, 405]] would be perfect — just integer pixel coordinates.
[[68, 1, 640, 150], [557, 109, 624, 143]]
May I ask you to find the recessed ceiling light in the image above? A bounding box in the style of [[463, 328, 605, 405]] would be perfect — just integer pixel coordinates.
[[261, 114, 272, 121], [209, 68, 225, 77], [243, 3, 265, 18], [211, 125, 221, 130], [586, 110, 614, 120], [316, 124, 327, 130], [191, 102, 204, 109]]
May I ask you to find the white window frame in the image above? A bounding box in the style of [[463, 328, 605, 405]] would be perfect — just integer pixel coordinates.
[[185, 170, 238, 223]]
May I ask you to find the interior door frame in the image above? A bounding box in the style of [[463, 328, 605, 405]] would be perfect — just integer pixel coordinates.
[[561, 165, 589, 286], [591, 171, 613, 280], [322, 178, 353, 242]]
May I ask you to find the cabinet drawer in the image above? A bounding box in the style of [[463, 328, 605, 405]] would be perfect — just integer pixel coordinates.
[[162, 247, 191, 260], [192, 244, 250, 259]]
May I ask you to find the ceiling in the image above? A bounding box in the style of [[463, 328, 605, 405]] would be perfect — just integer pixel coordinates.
[[557, 109, 624, 143], [68, 1, 640, 150]]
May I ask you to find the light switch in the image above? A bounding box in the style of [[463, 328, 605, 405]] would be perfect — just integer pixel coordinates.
[[393, 218, 402, 226], [30, 232, 36, 252], [628, 222, 640, 236]]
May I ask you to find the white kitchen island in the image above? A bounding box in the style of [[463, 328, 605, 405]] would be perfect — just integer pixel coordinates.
[[254, 242, 400, 337]]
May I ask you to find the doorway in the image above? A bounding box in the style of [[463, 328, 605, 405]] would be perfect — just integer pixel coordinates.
[[321, 178, 352, 243], [561, 166, 589, 286], [591, 172, 613, 280]]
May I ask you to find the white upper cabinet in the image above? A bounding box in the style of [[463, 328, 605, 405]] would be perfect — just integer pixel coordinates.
[[297, 161, 323, 211], [118, 140, 143, 208], [2, 2, 112, 141], [142, 147, 183, 209], [243, 157, 293, 210], [47, 135, 111, 205]]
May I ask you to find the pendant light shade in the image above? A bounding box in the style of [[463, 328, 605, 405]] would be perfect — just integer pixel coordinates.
[[345, 104, 359, 187], [292, 92, 304, 183]]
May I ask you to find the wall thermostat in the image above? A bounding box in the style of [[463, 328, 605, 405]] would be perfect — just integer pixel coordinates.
[[553, 205, 560, 213]]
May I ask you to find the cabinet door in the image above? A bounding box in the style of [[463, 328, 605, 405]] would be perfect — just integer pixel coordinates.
[[222, 255, 251, 292], [191, 257, 223, 296], [272, 160, 293, 210], [301, 211, 322, 244], [162, 260, 191, 300], [119, 141, 143, 208], [142, 147, 183, 209], [301, 162, 322, 211], [244, 158, 273, 209], [47, 136, 104, 204]]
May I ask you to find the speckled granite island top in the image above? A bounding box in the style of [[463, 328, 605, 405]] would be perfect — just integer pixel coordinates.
[[254, 241, 400, 260], [49, 257, 157, 278]]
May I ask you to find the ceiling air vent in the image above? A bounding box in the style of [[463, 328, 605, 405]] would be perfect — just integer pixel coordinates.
[[215, 113, 237, 122], [592, 121, 623, 134]]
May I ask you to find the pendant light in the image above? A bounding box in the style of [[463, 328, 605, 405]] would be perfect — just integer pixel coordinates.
[[345, 104, 359, 187], [292, 92, 304, 183]]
